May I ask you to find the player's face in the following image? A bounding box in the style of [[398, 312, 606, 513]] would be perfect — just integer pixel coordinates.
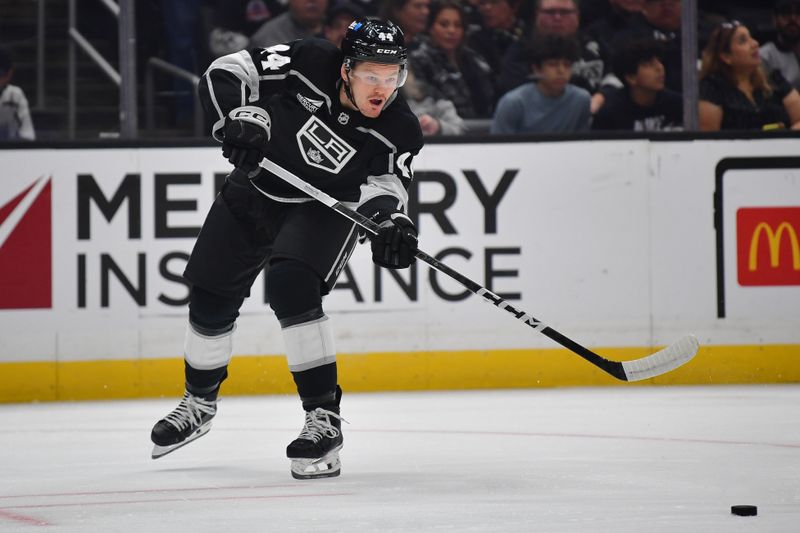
[[343, 62, 402, 118], [430, 7, 465, 52], [722, 26, 761, 70]]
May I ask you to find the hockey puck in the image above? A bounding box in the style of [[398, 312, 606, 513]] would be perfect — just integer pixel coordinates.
[[731, 505, 757, 516]]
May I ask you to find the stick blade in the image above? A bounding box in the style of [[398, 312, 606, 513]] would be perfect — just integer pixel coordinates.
[[621, 335, 699, 382]]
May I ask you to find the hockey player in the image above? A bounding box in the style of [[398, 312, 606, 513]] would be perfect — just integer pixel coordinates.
[[150, 18, 423, 479]]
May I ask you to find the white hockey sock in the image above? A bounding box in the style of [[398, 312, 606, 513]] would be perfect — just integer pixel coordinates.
[[184, 322, 235, 370], [282, 315, 336, 372]]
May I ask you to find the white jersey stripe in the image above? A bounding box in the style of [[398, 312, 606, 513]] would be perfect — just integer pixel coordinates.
[[358, 173, 408, 212]]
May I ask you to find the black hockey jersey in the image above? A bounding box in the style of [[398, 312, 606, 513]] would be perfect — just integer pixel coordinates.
[[198, 38, 424, 219]]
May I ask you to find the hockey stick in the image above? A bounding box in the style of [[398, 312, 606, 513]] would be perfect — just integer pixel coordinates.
[[237, 161, 699, 382]]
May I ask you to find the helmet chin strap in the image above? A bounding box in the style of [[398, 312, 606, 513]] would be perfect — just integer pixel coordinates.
[[343, 69, 360, 111]]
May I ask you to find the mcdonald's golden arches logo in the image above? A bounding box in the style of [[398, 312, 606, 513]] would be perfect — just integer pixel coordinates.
[[737, 207, 800, 286]]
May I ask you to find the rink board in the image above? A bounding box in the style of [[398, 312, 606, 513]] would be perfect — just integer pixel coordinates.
[[1, 138, 799, 401]]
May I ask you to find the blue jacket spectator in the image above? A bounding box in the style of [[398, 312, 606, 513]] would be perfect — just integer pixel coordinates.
[[497, 0, 620, 113], [492, 34, 591, 133]]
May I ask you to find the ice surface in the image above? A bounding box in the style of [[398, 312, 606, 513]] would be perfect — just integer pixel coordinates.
[[1, 385, 798, 532]]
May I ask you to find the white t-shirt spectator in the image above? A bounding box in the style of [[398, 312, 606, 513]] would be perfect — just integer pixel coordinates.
[[0, 84, 35, 141]]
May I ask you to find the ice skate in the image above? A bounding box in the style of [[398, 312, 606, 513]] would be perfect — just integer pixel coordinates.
[[287, 407, 345, 479], [150, 391, 217, 459]]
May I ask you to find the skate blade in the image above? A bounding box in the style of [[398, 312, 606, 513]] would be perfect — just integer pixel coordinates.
[[290, 445, 342, 480], [151, 422, 212, 460]]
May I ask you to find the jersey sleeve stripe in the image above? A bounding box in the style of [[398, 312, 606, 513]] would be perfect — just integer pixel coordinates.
[[358, 173, 408, 212], [204, 51, 262, 101], [204, 73, 226, 141]]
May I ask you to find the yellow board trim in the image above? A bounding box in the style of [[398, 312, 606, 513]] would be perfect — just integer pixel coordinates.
[[2, 344, 799, 402]]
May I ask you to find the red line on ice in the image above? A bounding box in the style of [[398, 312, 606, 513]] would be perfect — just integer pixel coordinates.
[[0, 483, 299, 500], [0, 492, 353, 511], [0, 509, 52, 526]]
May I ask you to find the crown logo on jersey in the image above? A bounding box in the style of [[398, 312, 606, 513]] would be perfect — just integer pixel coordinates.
[[307, 148, 324, 164], [338, 112, 350, 125], [296, 116, 356, 174]]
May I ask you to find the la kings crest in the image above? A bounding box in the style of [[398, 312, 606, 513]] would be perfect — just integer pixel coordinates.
[[296, 116, 356, 173]]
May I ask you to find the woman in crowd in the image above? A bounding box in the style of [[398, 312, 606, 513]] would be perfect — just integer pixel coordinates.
[[699, 20, 800, 131], [409, 0, 496, 118]]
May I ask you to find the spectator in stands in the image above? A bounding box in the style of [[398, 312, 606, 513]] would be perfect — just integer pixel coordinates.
[[209, 0, 283, 56], [497, 0, 619, 112], [593, 39, 682, 131], [613, 0, 683, 92], [322, 2, 365, 48], [250, 0, 329, 48], [409, 0, 496, 118], [401, 69, 466, 135], [760, 0, 800, 90], [348, 0, 382, 17], [466, 0, 526, 75], [578, 0, 612, 29], [379, 0, 431, 47], [491, 34, 591, 134], [161, 0, 211, 127], [585, 0, 644, 54], [0, 48, 35, 141], [699, 20, 800, 131]]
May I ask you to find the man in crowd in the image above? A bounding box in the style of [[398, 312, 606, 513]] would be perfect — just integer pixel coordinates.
[[0, 48, 35, 141], [250, 0, 328, 48], [466, 0, 526, 75], [497, 0, 620, 113], [613, 0, 683, 92], [592, 39, 683, 131], [585, 0, 644, 54], [492, 34, 591, 133], [760, 0, 800, 90]]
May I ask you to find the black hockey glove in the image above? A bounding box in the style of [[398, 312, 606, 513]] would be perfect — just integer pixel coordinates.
[[222, 106, 271, 174], [370, 213, 418, 269]]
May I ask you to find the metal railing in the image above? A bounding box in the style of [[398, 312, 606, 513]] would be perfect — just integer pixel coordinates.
[[67, 0, 137, 138], [145, 58, 203, 137]]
